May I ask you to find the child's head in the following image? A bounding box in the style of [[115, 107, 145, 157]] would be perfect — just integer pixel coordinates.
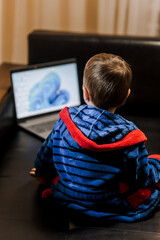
[[83, 53, 132, 111]]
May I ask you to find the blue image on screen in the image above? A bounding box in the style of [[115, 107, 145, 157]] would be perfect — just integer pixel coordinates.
[[29, 72, 70, 111]]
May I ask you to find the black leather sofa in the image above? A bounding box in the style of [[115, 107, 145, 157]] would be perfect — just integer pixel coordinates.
[[1, 30, 160, 240]]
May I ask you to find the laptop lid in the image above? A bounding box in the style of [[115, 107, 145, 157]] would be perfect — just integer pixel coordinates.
[[11, 59, 81, 123]]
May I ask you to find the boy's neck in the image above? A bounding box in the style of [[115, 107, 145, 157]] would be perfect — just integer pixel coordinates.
[[108, 107, 117, 114], [86, 101, 117, 114]]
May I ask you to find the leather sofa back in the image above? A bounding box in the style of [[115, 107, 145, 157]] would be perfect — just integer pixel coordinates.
[[28, 30, 160, 116]]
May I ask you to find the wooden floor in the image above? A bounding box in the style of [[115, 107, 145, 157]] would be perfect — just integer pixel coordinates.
[[0, 63, 25, 102]]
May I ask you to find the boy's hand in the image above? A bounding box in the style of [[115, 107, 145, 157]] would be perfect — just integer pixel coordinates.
[[29, 168, 36, 177], [29, 168, 47, 185]]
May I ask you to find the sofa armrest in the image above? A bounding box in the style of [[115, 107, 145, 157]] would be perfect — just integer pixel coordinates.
[[0, 90, 16, 154]]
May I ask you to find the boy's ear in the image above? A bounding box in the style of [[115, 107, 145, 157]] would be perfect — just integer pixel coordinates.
[[127, 89, 131, 98], [83, 85, 90, 102]]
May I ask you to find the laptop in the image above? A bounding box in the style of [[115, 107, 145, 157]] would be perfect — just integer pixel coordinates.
[[11, 59, 81, 139]]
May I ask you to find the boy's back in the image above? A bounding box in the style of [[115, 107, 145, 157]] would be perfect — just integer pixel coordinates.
[[32, 53, 160, 222]]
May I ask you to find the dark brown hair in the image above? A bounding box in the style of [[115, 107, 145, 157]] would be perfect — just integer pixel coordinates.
[[83, 53, 132, 110]]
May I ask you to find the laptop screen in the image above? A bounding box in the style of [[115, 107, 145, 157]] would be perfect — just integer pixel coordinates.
[[11, 59, 81, 120]]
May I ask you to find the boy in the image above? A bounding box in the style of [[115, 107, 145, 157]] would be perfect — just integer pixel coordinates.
[[30, 53, 160, 222]]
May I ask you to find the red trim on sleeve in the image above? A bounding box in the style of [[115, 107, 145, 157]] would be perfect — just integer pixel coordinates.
[[41, 176, 60, 199], [42, 188, 53, 199], [120, 181, 152, 208], [59, 107, 147, 152], [127, 188, 151, 209], [148, 154, 160, 160], [52, 175, 60, 185]]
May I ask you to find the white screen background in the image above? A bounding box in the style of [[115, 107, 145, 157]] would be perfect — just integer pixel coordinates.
[[12, 63, 81, 119]]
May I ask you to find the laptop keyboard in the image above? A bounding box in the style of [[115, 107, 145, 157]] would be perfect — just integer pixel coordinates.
[[28, 120, 56, 133]]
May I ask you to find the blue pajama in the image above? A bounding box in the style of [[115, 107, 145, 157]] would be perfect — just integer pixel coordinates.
[[35, 105, 160, 222]]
